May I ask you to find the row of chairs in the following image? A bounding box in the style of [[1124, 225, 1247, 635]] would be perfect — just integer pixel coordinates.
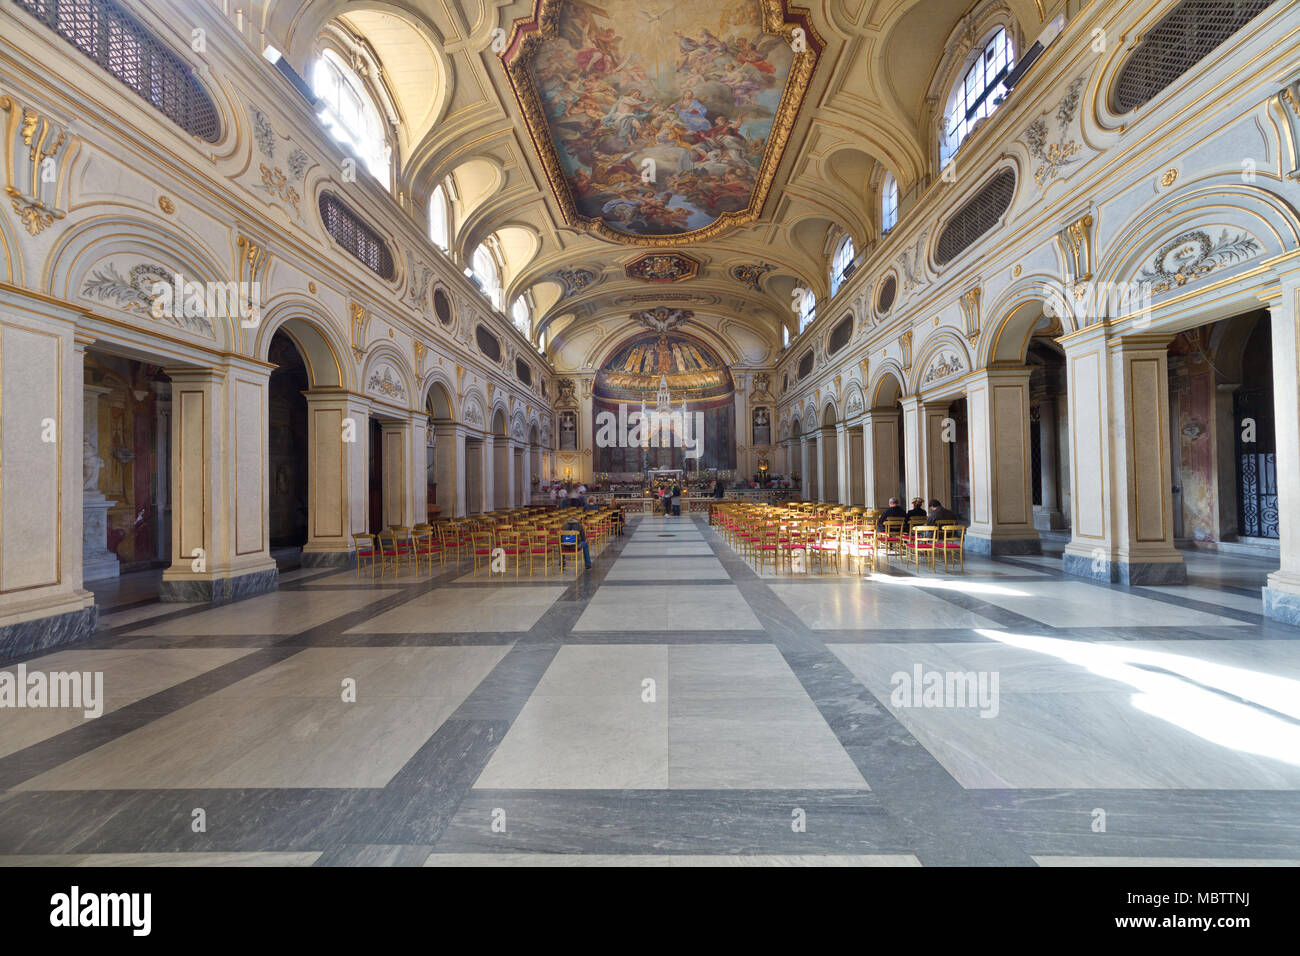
[[713, 503, 967, 575], [350, 508, 623, 579]]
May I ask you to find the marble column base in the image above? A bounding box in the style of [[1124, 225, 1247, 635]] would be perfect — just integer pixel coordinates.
[[964, 533, 1042, 556], [0, 605, 98, 661], [1263, 587, 1300, 627], [301, 549, 355, 569], [158, 567, 279, 604], [1032, 509, 1067, 531], [1062, 552, 1188, 585]]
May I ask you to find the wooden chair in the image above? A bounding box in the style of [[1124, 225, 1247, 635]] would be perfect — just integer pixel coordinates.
[[471, 530, 495, 572], [754, 527, 781, 575], [352, 533, 378, 579], [526, 530, 552, 576], [907, 524, 939, 571], [497, 531, 525, 577], [939, 524, 967, 571], [412, 527, 443, 573], [377, 529, 409, 577], [881, 518, 907, 558], [559, 530, 584, 575], [810, 527, 842, 574]]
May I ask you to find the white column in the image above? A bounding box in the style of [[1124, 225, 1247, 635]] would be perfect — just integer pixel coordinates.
[[434, 423, 467, 517], [1262, 266, 1300, 624], [1034, 394, 1066, 530], [482, 434, 496, 511], [899, 397, 923, 506], [861, 409, 900, 508], [799, 436, 811, 500], [160, 361, 277, 602], [301, 389, 369, 566], [1061, 328, 1185, 584], [965, 368, 1040, 555], [835, 422, 851, 504]]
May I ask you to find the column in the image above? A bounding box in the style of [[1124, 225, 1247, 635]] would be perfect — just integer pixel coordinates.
[[861, 409, 900, 507], [899, 396, 922, 504], [482, 434, 496, 511], [378, 416, 419, 528], [799, 436, 811, 501], [965, 367, 1041, 555], [1262, 267, 1300, 623], [160, 360, 278, 602], [301, 388, 369, 566], [835, 422, 852, 504], [520, 442, 533, 505], [1060, 329, 1185, 583], [434, 423, 467, 517], [0, 301, 95, 654], [1034, 394, 1066, 530], [152, 380, 172, 562], [81, 383, 120, 581], [919, 400, 954, 508], [848, 427, 865, 505], [817, 427, 837, 502]]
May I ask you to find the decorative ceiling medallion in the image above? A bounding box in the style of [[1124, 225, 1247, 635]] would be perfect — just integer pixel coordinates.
[[632, 306, 693, 332], [624, 251, 700, 283], [500, 0, 823, 245], [730, 261, 775, 289], [544, 266, 598, 297]]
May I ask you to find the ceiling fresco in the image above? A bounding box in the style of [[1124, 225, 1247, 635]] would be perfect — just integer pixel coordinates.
[[502, 0, 823, 245]]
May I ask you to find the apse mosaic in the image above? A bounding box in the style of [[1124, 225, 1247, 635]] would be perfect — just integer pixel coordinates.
[[594, 330, 733, 402], [502, 0, 822, 243]]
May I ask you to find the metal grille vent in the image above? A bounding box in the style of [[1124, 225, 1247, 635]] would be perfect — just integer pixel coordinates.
[[934, 169, 1016, 266], [1112, 0, 1277, 114], [877, 275, 897, 314], [15, 0, 221, 143], [318, 193, 395, 280], [433, 288, 452, 326], [515, 358, 532, 386], [827, 315, 853, 355]]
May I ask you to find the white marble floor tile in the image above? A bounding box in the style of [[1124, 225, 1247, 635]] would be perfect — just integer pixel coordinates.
[[619, 543, 716, 556], [604, 556, 728, 580], [17, 647, 506, 790], [0, 648, 254, 758], [830, 641, 1300, 789], [126, 589, 402, 635], [767, 580, 1004, 630], [97, 601, 202, 629], [574, 586, 762, 631], [1136, 584, 1263, 614], [475, 645, 866, 790], [971, 581, 1250, 628], [346, 586, 565, 633]]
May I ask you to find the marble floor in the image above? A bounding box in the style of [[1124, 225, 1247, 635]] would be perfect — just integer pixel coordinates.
[[1, 514, 1298, 867]]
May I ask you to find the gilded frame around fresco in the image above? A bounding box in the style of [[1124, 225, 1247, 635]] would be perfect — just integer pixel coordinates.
[[499, 0, 824, 246]]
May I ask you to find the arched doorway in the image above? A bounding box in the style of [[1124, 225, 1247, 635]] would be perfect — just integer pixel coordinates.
[[426, 382, 458, 518], [268, 331, 309, 557]]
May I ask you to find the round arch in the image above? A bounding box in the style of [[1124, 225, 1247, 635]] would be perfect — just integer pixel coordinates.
[[256, 298, 352, 389], [869, 360, 908, 408]]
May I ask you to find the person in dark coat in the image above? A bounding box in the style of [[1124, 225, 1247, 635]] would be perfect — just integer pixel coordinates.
[[905, 497, 927, 522], [876, 497, 908, 530], [927, 499, 958, 523]]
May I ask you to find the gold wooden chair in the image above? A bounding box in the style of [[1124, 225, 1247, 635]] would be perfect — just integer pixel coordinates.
[[939, 524, 967, 571], [352, 532, 379, 580], [907, 525, 939, 571]]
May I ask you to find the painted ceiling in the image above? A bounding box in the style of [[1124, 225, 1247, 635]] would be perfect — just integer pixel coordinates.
[[503, 0, 821, 244]]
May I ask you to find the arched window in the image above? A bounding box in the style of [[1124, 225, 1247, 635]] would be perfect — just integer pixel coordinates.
[[941, 27, 1014, 168], [471, 243, 502, 311], [882, 173, 899, 234], [798, 288, 816, 331], [511, 296, 531, 335], [830, 236, 855, 296], [783, 323, 790, 348], [429, 183, 451, 253], [313, 49, 390, 186]]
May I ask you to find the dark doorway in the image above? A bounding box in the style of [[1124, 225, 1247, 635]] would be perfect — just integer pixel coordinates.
[[948, 397, 970, 521], [268, 332, 308, 549], [1234, 320, 1277, 539], [369, 417, 384, 532]]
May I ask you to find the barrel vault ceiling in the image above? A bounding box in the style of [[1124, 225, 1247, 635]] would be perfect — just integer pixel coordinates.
[[263, 0, 1049, 373]]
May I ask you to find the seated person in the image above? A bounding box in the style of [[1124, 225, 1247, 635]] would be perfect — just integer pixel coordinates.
[[876, 497, 908, 529], [927, 499, 958, 523], [905, 497, 927, 523], [560, 515, 592, 569]]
